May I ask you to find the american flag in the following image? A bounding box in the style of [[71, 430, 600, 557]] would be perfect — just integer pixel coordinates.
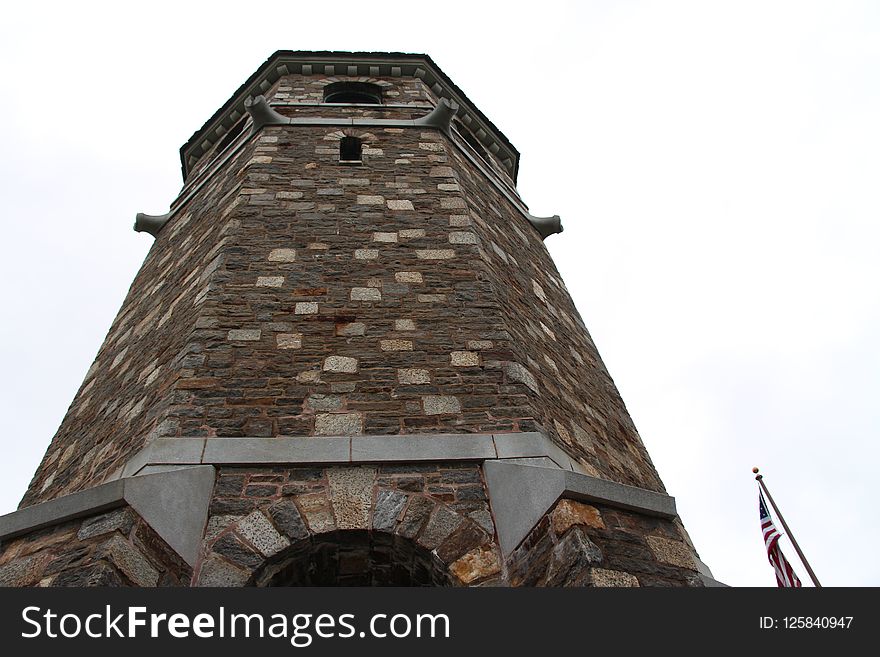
[[759, 491, 802, 587]]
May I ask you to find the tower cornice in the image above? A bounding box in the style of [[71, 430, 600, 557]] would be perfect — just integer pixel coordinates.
[[180, 50, 521, 183]]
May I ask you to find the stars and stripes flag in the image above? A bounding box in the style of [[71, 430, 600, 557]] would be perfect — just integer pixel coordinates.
[[759, 491, 802, 587]]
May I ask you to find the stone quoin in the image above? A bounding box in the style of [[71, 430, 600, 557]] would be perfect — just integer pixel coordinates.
[[0, 51, 721, 587]]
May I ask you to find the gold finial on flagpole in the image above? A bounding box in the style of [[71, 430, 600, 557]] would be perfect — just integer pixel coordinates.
[[752, 467, 762, 480]]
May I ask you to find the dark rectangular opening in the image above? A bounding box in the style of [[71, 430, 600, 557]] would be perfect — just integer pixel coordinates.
[[340, 136, 363, 162]]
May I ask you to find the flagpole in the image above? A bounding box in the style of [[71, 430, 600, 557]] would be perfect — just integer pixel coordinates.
[[752, 467, 822, 587]]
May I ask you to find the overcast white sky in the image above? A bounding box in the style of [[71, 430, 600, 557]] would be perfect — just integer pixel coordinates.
[[1, 1, 877, 587]]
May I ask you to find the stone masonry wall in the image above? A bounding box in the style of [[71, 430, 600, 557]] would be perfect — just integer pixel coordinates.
[[24, 71, 666, 548], [0, 506, 191, 586], [447, 143, 666, 492], [23, 73, 529, 506], [24, 72, 665, 504], [5, 63, 708, 588], [165, 123, 537, 439], [505, 498, 702, 587]]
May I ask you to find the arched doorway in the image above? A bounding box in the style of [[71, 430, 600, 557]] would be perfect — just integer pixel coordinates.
[[252, 530, 452, 587]]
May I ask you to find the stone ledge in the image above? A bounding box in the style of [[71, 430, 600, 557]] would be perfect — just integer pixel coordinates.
[[203, 437, 349, 465], [115, 431, 592, 476], [0, 480, 126, 540], [0, 466, 215, 567], [351, 434, 495, 462], [562, 469, 676, 518]]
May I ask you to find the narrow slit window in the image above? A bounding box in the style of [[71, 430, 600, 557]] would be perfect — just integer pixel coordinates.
[[340, 136, 363, 162]]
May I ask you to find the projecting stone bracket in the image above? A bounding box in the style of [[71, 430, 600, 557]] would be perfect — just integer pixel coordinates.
[[414, 97, 459, 132], [134, 211, 172, 237], [483, 460, 677, 556], [0, 466, 215, 567], [526, 213, 563, 239], [244, 94, 288, 131]]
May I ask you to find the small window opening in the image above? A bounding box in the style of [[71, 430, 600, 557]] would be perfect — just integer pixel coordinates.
[[340, 136, 363, 162], [323, 81, 383, 104]]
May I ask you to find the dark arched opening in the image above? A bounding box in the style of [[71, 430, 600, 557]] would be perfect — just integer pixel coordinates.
[[253, 530, 452, 587], [323, 81, 383, 104]]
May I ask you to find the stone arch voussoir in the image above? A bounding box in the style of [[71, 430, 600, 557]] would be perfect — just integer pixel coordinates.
[[323, 128, 378, 143], [194, 465, 502, 587]]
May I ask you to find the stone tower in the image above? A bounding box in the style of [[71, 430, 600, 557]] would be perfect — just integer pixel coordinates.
[[0, 51, 719, 587]]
